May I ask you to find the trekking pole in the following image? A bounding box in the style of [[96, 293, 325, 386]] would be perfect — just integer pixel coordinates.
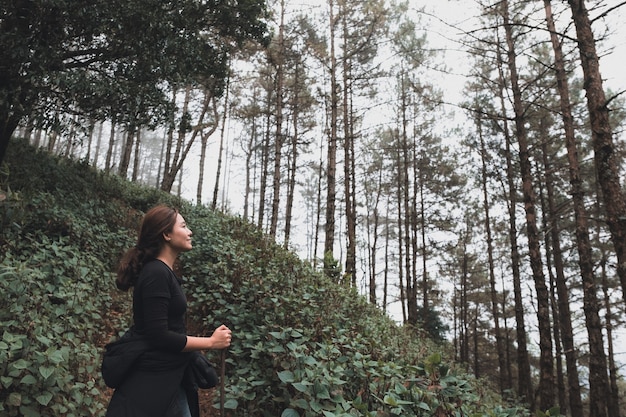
[[220, 348, 226, 416]]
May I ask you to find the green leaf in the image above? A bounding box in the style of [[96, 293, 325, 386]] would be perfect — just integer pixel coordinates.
[[48, 350, 65, 364], [293, 381, 311, 392], [11, 358, 30, 370], [39, 366, 55, 379], [223, 399, 238, 409], [19, 405, 40, 417], [314, 382, 331, 400], [281, 409, 300, 417], [277, 370, 295, 383], [8, 392, 21, 406], [36, 335, 52, 346], [36, 392, 53, 406], [20, 374, 37, 385], [1, 376, 13, 388], [292, 398, 310, 409]]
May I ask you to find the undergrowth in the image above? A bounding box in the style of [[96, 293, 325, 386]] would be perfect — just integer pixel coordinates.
[[0, 139, 549, 416]]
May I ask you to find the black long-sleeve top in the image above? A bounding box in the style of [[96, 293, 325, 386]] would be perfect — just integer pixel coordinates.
[[132, 259, 188, 352]]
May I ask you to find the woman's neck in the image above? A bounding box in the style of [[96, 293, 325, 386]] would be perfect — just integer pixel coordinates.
[[156, 248, 177, 270]]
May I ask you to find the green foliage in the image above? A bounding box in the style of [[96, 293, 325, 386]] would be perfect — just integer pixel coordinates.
[[413, 306, 450, 343], [0, 0, 271, 164], [0, 140, 536, 416]]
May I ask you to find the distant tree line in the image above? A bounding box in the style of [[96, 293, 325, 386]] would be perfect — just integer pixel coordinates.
[[3, 0, 626, 416]]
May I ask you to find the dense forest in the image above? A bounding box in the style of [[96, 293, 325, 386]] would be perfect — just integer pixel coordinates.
[[2, 0, 626, 416]]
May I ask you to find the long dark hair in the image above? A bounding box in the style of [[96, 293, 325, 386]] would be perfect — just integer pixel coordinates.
[[116, 205, 179, 291]]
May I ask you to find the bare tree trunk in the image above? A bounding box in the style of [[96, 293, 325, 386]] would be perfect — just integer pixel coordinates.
[[86, 119, 95, 163], [417, 162, 427, 323], [341, 7, 357, 286], [323, 0, 338, 274], [600, 257, 621, 417], [105, 120, 116, 173], [459, 224, 470, 364], [131, 127, 141, 182], [546, 2, 611, 415], [118, 128, 134, 178], [542, 3, 585, 415], [156, 130, 166, 188], [284, 63, 302, 247], [567, 0, 626, 309], [163, 86, 213, 193], [383, 205, 390, 312], [269, 0, 285, 237], [210, 82, 229, 209], [161, 86, 191, 191], [93, 121, 104, 167], [500, 276, 513, 389], [257, 91, 272, 230], [313, 144, 324, 268], [243, 117, 257, 221], [472, 307, 479, 378], [398, 75, 416, 323], [395, 142, 406, 322], [368, 169, 383, 305], [537, 127, 568, 414], [477, 114, 507, 393], [501, 1, 554, 409], [496, 35, 533, 411]]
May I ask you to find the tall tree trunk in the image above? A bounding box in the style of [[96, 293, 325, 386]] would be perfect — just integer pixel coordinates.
[[496, 35, 533, 410], [243, 116, 257, 221], [131, 127, 141, 182], [93, 121, 104, 167], [118, 128, 134, 178], [0, 116, 20, 165], [312, 136, 325, 268], [162, 89, 178, 191], [341, 7, 357, 286], [459, 224, 470, 364], [257, 92, 272, 230], [269, 0, 286, 237], [105, 120, 116, 173], [324, 0, 339, 274], [537, 127, 567, 414], [369, 204, 379, 305], [383, 205, 390, 312], [416, 147, 427, 318], [500, 276, 513, 389], [567, 0, 626, 307], [601, 257, 621, 417], [542, 2, 585, 415], [472, 307, 479, 378], [211, 81, 229, 209], [86, 119, 95, 163], [284, 65, 300, 247], [396, 142, 407, 322], [199, 94, 222, 206], [398, 75, 416, 323], [477, 114, 507, 393], [502, 0, 553, 409], [163, 86, 212, 193]]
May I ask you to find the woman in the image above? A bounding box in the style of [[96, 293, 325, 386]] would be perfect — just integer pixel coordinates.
[[104, 204, 231, 417]]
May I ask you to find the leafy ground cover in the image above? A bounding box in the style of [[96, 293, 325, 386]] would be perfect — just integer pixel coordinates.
[[0, 139, 551, 416]]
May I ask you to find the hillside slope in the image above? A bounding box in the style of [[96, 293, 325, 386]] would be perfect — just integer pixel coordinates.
[[0, 139, 540, 416]]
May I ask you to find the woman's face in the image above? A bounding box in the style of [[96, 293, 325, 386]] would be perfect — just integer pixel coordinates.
[[164, 213, 193, 253]]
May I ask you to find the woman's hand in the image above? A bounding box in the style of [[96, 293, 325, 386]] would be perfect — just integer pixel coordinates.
[[210, 324, 232, 349], [183, 324, 232, 351]]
